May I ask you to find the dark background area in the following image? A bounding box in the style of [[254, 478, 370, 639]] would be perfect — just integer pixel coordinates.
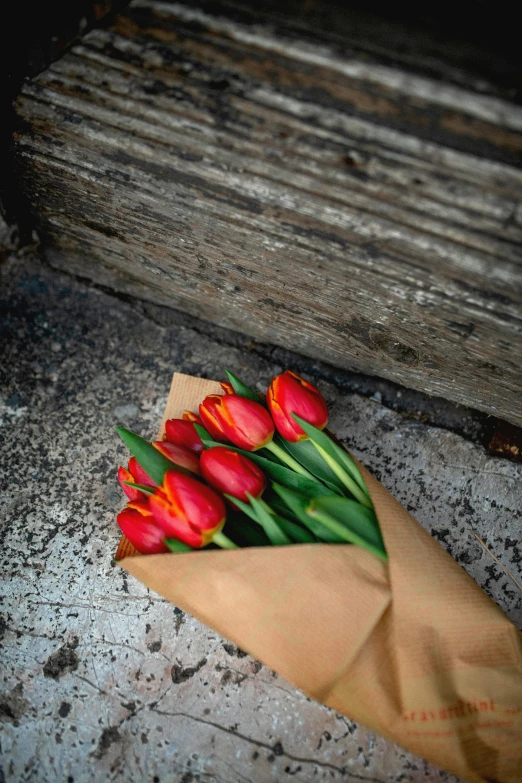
[[1, 1, 128, 242], [2, 0, 521, 238], [4, 0, 521, 101]]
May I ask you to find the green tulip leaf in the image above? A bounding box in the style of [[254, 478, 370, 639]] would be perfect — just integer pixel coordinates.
[[226, 494, 286, 546], [247, 494, 292, 546], [263, 490, 300, 522], [223, 512, 272, 547], [276, 516, 316, 544], [122, 481, 154, 496], [307, 495, 387, 561], [115, 427, 192, 484], [225, 495, 259, 523], [274, 435, 345, 495], [164, 538, 193, 553], [272, 483, 346, 543], [225, 371, 265, 403], [193, 422, 212, 443], [225, 497, 307, 545], [291, 416, 372, 507]]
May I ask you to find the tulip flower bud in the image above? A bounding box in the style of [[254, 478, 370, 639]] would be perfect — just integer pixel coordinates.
[[128, 456, 156, 487], [267, 371, 328, 442], [118, 465, 145, 502], [214, 394, 274, 452], [119, 456, 156, 500], [200, 447, 267, 503], [149, 470, 226, 548], [220, 381, 234, 394], [117, 503, 169, 554], [164, 418, 203, 454], [199, 394, 230, 441], [183, 410, 202, 425], [153, 440, 201, 474]]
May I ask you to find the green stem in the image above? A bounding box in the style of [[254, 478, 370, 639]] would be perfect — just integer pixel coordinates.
[[324, 434, 371, 497], [258, 497, 275, 515], [249, 494, 292, 545], [212, 531, 239, 550], [257, 498, 307, 543], [312, 443, 372, 508], [306, 507, 353, 542], [264, 440, 318, 483], [308, 508, 387, 561], [164, 538, 193, 553]]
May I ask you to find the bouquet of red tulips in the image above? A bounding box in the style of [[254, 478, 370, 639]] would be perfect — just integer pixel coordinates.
[[114, 372, 522, 783], [116, 370, 386, 560]]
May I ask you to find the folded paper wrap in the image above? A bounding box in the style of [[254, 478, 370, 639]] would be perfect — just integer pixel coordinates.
[[116, 373, 522, 782]]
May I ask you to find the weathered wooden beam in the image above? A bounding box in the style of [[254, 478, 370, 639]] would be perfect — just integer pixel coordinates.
[[12, 0, 522, 424]]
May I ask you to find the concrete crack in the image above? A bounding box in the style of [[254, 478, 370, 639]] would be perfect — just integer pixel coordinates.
[[148, 708, 386, 781]]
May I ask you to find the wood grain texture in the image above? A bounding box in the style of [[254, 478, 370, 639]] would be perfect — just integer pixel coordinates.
[[12, 0, 522, 424]]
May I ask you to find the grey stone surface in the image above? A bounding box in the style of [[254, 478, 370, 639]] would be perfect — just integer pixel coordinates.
[[1, 254, 520, 783]]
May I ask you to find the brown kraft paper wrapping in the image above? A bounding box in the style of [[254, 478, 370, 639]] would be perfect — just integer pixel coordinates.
[[116, 373, 522, 783]]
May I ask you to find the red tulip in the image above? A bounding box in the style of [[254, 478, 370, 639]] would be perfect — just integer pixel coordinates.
[[183, 410, 202, 425], [164, 418, 203, 453], [149, 470, 226, 548], [118, 456, 156, 500], [214, 394, 274, 451], [117, 502, 168, 555], [200, 446, 267, 503], [153, 440, 201, 474], [267, 371, 328, 442], [129, 456, 155, 487], [118, 465, 144, 501], [220, 381, 234, 394], [199, 394, 229, 441], [126, 497, 151, 514]]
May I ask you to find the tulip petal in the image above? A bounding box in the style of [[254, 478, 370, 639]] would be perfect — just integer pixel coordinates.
[[267, 371, 328, 442], [217, 395, 274, 451], [149, 491, 203, 547], [164, 471, 226, 532], [117, 508, 169, 554], [267, 392, 304, 441], [199, 395, 229, 441], [200, 447, 266, 502], [220, 381, 235, 395], [128, 456, 156, 487], [183, 410, 202, 425], [164, 418, 204, 454], [118, 465, 144, 502], [149, 471, 226, 548], [153, 441, 201, 474], [126, 498, 153, 515]]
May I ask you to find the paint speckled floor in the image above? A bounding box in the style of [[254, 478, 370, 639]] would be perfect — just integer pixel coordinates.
[[1, 254, 520, 783]]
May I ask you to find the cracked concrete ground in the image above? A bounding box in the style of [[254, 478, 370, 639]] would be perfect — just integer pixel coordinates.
[[1, 253, 521, 783]]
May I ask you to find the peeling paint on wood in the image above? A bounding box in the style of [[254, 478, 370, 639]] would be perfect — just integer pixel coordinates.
[[12, 0, 522, 425]]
